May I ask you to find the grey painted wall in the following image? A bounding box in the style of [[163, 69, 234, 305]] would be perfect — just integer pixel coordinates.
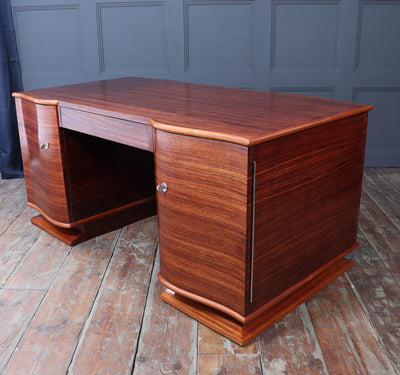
[[11, 0, 400, 166]]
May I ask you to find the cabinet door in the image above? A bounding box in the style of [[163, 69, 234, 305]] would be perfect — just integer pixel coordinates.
[[16, 98, 71, 224], [155, 130, 250, 318]]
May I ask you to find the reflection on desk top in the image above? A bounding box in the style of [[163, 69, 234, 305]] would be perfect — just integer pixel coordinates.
[[13, 76, 373, 146]]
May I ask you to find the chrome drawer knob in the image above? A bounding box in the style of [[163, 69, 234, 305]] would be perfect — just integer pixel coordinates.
[[156, 183, 168, 193], [40, 142, 49, 150]]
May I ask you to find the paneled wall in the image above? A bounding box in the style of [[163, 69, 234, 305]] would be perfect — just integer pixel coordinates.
[[11, 0, 400, 166]]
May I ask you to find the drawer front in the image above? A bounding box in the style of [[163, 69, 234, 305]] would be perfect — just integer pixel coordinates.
[[60, 107, 153, 152], [15, 98, 71, 224]]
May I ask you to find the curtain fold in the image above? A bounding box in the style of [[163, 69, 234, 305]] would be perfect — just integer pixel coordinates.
[[0, 0, 23, 179]]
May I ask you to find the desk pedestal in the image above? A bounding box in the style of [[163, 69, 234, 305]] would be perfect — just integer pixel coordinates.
[[15, 97, 156, 245], [155, 113, 367, 345]]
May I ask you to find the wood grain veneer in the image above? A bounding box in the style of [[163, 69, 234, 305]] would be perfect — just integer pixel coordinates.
[[155, 112, 369, 334], [14, 97, 71, 224], [13, 77, 373, 146], [13, 94, 157, 245], [248, 113, 368, 315], [60, 107, 154, 152], [155, 130, 250, 318], [13, 77, 373, 345]]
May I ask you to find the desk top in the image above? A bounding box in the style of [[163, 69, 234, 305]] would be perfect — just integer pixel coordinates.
[[13, 76, 373, 146]]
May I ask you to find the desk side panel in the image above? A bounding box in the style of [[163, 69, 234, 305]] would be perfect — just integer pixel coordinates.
[[155, 131, 250, 317], [249, 113, 368, 314], [15, 98, 71, 223]]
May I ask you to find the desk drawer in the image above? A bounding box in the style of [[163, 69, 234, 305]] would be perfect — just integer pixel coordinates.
[[60, 107, 153, 152]]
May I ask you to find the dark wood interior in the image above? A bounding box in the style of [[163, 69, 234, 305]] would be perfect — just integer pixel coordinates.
[[62, 129, 155, 222]]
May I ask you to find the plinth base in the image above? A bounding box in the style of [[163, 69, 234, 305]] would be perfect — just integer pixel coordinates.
[[31, 215, 84, 245], [30, 197, 156, 245], [161, 257, 353, 346]]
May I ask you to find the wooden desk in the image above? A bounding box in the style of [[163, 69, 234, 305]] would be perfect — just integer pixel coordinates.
[[13, 77, 373, 345]]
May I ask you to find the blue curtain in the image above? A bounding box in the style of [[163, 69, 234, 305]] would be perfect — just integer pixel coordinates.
[[0, 0, 23, 179]]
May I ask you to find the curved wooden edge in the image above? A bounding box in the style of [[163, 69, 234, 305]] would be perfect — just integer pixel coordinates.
[[13, 91, 373, 147], [249, 106, 374, 146], [150, 119, 251, 146], [12, 92, 59, 106], [27, 202, 73, 228], [158, 273, 247, 324], [161, 258, 354, 346], [150, 106, 373, 146], [31, 215, 83, 246], [27, 196, 156, 229]]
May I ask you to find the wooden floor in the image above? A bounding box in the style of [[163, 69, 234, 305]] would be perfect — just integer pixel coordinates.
[[0, 168, 399, 374]]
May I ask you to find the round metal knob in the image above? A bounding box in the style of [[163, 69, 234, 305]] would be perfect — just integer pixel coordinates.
[[40, 142, 49, 150], [156, 182, 168, 193]]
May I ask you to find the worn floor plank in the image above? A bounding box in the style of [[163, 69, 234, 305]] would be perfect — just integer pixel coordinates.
[[307, 275, 396, 375], [132, 251, 198, 375], [198, 354, 262, 375], [375, 168, 400, 195], [0, 169, 400, 374], [0, 178, 24, 201], [0, 207, 42, 287], [346, 233, 400, 372], [4, 232, 71, 290], [0, 179, 27, 236], [2, 231, 120, 375], [198, 324, 261, 375], [0, 289, 44, 373], [69, 217, 158, 375], [0, 178, 25, 198], [363, 169, 400, 230], [258, 304, 328, 375], [358, 190, 400, 281]]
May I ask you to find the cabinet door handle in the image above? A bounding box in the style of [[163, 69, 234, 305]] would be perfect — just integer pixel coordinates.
[[156, 182, 168, 193], [40, 142, 49, 150]]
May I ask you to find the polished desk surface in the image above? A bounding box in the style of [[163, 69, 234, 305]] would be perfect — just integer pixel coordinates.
[[14, 76, 373, 146]]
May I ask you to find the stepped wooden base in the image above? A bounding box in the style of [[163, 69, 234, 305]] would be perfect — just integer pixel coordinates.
[[31, 197, 157, 246], [161, 257, 354, 346], [31, 216, 84, 245]]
